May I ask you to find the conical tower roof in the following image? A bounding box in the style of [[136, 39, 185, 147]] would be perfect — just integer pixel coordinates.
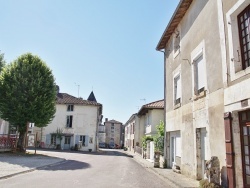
[[87, 91, 97, 102]]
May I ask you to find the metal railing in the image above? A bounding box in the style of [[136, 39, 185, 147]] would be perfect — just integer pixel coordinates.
[[0, 134, 17, 151]]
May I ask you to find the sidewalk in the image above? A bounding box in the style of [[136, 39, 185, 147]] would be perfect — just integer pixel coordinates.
[[125, 150, 200, 188], [0, 151, 65, 180]]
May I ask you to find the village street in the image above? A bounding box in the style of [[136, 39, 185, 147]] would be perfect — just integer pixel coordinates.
[[0, 149, 179, 188]]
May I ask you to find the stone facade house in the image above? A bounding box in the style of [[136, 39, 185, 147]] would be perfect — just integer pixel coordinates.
[[0, 119, 9, 135], [124, 100, 164, 155], [104, 119, 123, 148], [156, 0, 227, 185], [33, 88, 102, 152], [222, 0, 250, 187], [137, 99, 164, 137], [124, 114, 138, 152]]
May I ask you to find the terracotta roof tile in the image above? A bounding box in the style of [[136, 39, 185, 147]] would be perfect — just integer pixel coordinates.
[[57, 93, 101, 106], [138, 99, 164, 116]]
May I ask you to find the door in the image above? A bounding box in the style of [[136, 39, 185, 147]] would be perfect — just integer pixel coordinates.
[[239, 110, 250, 187], [201, 128, 207, 179], [64, 136, 71, 149]]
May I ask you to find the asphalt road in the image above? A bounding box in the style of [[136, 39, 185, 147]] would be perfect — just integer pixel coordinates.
[[0, 149, 177, 188]]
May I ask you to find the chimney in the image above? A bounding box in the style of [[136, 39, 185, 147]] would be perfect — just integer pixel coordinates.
[[105, 118, 108, 122]]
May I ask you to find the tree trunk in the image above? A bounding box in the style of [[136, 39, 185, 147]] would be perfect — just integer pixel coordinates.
[[17, 131, 25, 152]]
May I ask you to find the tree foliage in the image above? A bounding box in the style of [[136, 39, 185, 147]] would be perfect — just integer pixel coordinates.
[[0, 53, 56, 131], [141, 135, 153, 150], [0, 51, 6, 73], [154, 120, 165, 153]]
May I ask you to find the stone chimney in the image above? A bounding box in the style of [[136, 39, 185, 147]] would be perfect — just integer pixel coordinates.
[[105, 118, 108, 122]]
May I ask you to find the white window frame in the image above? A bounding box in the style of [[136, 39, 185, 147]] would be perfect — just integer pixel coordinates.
[[191, 40, 207, 97], [172, 65, 182, 108], [67, 104, 74, 111], [66, 115, 73, 128], [226, 0, 250, 81]]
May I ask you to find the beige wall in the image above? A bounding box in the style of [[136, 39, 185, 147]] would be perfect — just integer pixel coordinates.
[[164, 0, 226, 181], [34, 104, 100, 151]]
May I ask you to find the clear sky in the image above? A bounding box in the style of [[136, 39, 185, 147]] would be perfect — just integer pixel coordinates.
[[0, 0, 179, 124]]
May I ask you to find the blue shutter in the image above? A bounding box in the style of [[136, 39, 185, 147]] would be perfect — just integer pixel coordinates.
[[46, 134, 51, 145], [75, 135, 80, 143], [85, 136, 89, 146]]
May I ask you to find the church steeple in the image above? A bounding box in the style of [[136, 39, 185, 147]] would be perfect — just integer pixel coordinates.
[[87, 91, 97, 102]]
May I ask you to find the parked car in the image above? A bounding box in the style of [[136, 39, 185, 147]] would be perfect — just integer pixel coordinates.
[[99, 143, 106, 148]]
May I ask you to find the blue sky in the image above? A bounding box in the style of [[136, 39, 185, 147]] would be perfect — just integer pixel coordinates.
[[0, 0, 179, 124]]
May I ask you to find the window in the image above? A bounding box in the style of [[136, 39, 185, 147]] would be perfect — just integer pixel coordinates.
[[66, 115, 73, 128], [51, 135, 56, 145], [80, 135, 88, 146], [67, 105, 74, 111], [65, 136, 70, 144], [238, 4, 250, 69], [174, 30, 181, 58], [194, 54, 205, 95], [174, 75, 181, 105]]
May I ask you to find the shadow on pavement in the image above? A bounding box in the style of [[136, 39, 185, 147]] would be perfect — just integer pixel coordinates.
[[28, 148, 133, 158], [38, 160, 91, 171]]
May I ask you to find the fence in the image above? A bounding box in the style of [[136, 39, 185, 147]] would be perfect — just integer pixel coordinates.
[[0, 134, 17, 152]]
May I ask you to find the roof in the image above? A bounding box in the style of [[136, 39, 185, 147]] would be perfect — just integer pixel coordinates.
[[124, 113, 137, 126], [138, 99, 164, 116], [56, 93, 101, 106], [156, 0, 193, 50], [87, 91, 97, 102], [105, 119, 123, 124]]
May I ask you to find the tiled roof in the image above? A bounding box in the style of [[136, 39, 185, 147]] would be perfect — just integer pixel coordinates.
[[156, 0, 193, 50], [56, 93, 101, 106], [138, 99, 164, 116], [105, 119, 123, 124]]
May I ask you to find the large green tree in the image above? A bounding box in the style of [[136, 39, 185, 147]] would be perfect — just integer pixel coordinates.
[[0, 53, 56, 151]]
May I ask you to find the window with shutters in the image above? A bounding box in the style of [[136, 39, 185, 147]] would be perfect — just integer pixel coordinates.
[[174, 74, 181, 106], [193, 54, 206, 96], [80, 135, 88, 146], [67, 104, 74, 111]]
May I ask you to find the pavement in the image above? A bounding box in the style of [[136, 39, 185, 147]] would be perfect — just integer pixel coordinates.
[[0, 150, 65, 180], [123, 150, 200, 188], [0, 149, 200, 188]]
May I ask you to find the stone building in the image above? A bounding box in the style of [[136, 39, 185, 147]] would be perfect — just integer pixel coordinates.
[[156, 0, 227, 185], [104, 118, 123, 148], [222, 0, 250, 187], [33, 87, 102, 152]]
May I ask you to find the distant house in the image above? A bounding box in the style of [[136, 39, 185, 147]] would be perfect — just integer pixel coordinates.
[[34, 88, 102, 152], [138, 99, 164, 137], [124, 99, 164, 154], [104, 118, 123, 148], [98, 123, 106, 148], [124, 114, 137, 152]]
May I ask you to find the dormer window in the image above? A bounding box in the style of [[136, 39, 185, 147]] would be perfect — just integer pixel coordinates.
[[67, 105, 74, 111]]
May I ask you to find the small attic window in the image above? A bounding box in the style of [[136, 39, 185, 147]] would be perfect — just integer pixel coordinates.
[[67, 105, 74, 111]]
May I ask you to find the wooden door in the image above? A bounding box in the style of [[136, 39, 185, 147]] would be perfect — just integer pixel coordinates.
[[239, 110, 250, 187]]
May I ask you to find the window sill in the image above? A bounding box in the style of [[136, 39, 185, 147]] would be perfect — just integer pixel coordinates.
[[174, 103, 181, 109], [193, 90, 206, 101]]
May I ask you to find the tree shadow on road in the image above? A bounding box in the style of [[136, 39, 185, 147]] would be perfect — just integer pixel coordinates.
[[37, 159, 91, 171]]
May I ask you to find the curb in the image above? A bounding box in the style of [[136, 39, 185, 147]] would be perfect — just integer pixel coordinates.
[[0, 159, 66, 180]]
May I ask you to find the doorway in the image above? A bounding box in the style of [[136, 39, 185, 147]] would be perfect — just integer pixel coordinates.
[[64, 136, 71, 149], [239, 110, 250, 187]]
